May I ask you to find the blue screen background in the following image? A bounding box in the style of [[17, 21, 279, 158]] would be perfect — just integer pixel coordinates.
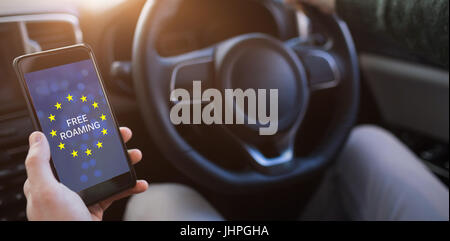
[[24, 59, 130, 193]]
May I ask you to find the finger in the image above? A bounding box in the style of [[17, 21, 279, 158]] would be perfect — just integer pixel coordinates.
[[23, 179, 30, 198], [128, 149, 142, 165], [284, 0, 303, 9], [87, 204, 104, 221], [96, 180, 148, 211], [24, 132, 57, 185], [97, 180, 148, 211], [120, 127, 132, 143], [284, 0, 296, 4]]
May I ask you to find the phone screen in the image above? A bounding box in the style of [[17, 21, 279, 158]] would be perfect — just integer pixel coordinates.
[[23, 58, 131, 193]]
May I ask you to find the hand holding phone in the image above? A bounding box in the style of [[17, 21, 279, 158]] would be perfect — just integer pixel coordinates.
[[24, 130, 147, 221], [14, 44, 147, 214]]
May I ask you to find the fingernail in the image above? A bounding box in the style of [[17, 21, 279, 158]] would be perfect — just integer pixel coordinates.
[[30, 132, 42, 145]]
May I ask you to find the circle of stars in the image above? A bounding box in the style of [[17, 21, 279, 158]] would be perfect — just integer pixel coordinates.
[[47, 93, 108, 159]]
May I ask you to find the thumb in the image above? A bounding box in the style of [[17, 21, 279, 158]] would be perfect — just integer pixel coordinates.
[[25, 132, 57, 185]]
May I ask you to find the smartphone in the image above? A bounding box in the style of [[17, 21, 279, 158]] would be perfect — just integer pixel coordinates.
[[13, 44, 136, 206]]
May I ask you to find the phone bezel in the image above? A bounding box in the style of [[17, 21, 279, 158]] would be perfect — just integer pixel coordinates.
[[13, 44, 137, 206]]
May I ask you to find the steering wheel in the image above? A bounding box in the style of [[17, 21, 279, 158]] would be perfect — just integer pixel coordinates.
[[132, 0, 359, 194]]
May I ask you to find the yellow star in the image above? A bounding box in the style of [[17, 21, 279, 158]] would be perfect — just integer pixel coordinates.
[[100, 114, 106, 121], [96, 141, 103, 149], [71, 150, 78, 158], [80, 96, 87, 102], [85, 148, 92, 156], [58, 142, 65, 150], [92, 102, 99, 109], [50, 130, 57, 137], [54, 102, 62, 110], [101, 128, 108, 135], [66, 94, 73, 102], [48, 114, 56, 122]]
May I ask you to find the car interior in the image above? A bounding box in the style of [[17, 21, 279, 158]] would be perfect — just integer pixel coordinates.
[[0, 0, 448, 221]]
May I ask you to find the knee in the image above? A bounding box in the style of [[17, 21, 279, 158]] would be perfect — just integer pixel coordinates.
[[349, 125, 399, 148], [340, 125, 384, 161], [124, 183, 223, 221], [129, 183, 197, 204], [337, 124, 420, 172]]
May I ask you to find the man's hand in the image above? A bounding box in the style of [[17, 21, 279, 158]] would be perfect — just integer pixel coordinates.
[[285, 0, 336, 14], [23, 127, 148, 221]]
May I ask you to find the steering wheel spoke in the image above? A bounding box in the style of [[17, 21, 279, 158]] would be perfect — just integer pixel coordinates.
[[286, 37, 342, 91], [165, 47, 215, 94], [242, 133, 297, 174]]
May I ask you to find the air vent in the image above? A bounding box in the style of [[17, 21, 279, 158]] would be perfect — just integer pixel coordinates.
[[0, 13, 82, 114], [26, 21, 77, 50]]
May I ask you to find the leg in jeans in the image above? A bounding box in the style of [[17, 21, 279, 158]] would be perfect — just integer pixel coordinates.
[[124, 183, 224, 221], [301, 125, 449, 221]]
